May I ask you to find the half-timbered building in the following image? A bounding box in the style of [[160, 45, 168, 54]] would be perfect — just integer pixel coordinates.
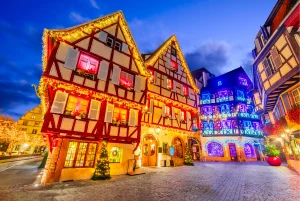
[[39, 11, 149, 183], [139, 36, 200, 167]]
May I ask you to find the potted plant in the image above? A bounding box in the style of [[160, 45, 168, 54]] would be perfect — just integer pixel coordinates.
[[264, 141, 281, 166]]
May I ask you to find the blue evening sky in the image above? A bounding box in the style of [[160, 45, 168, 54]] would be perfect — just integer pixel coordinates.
[[0, 0, 276, 119]]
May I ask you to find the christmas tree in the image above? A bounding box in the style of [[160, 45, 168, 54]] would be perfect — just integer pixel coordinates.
[[184, 143, 194, 166], [92, 139, 111, 180]]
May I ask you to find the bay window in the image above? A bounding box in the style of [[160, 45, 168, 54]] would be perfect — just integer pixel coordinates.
[[64, 142, 97, 168], [120, 71, 134, 90], [65, 95, 88, 118], [77, 53, 99, 75]]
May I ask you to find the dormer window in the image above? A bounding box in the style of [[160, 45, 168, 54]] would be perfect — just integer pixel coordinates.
[[77, 54, 99, 75], [106, 36, 114, 47], [114, 40, 122, 51], [171, 47, 176, 56]]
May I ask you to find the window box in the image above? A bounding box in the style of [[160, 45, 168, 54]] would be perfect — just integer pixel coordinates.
[[76, 69, 96, 80]]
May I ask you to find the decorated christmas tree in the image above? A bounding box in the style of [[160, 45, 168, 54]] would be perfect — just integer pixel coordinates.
[[92, 139, 111, 180], [184, 143, 194, 166]]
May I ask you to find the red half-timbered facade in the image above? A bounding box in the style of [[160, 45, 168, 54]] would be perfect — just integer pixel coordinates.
[[39, 11, 149, 183]]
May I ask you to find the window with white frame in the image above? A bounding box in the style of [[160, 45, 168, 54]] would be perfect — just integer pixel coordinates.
[[292, 88, 300, 105], [263, 54, 275, 77]]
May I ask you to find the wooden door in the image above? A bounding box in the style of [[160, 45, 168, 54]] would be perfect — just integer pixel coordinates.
[[228, 143, 238, 161], [142, 135, 157, 166]]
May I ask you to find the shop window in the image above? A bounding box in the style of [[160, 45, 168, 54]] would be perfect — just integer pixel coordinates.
[[171, 60, 178, 71], [109, 147, 122, 163], [292, 88, 300, 105], [167, 78, 172, 90], [207, 142, 224, 157], [173, 137, 183, 158], [64, 95, 88, 118], [114, 40, 122, 51], [113, 107, 128, 125], [32, 129, 37, 134], [77, 54, 99, 75], [64, 142, 97, 168], [171, 47, 176, 56], [106, 36, 114, 47], [120, 71, 134, 89]]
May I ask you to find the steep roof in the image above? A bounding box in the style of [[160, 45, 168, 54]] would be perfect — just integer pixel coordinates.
[[144, 35, 199, 93], [42, 11, 149, 77]]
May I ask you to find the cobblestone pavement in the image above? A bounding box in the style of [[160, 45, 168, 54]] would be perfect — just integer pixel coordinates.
[[1, 162, 299, 201]]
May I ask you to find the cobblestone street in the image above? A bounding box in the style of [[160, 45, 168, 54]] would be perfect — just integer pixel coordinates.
[[1, 161, 299, 201]]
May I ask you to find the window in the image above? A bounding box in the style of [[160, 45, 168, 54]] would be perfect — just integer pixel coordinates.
[[239, 77, 248, 86], [21, 128, 27, 131], [182, 85, 188, 96], [32, 129, 37, 134], [114, 40, 122, 51], [217, 81, 222, 86], [64, 142, 97, 168], [202, 106, 212, 116], [167, 78, 172, 90], [203, 121, 214, 134], [260, 34, 266, 46], [180, 111, 186, 121], [23, 121, 28, 126], [236, 90, 245, 101], [109, 147, 122, 163], [65, 95, 88, 117], [171, 47, 176, 56], [263, 55, 275, 77], [202, 93, 211, 104], [120, 71, 134, 89], [243, 121, 252, 129], [113, 107, 128, 124], [106, 36, 114, 47], [77, 54, 99, 75], [34, 122, 40, 126], [239, 104, 247, 113], [162, 143, 168, 154], [148, 69, 154, 83], [221, 120, 232, 129], [220, 104, 230, 114], [31, 115, 36, 119], [292, 88, 300, 105], [207, 142, 224, 157], [165, 106, 171, 116], [171, 60, 178, 71], [217, 91, 229, 102]]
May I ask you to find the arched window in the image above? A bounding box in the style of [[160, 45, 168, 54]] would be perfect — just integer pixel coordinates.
[[173, 137, 183, 158], [244, 143, 255, 158], [207, 142, 224, 157]]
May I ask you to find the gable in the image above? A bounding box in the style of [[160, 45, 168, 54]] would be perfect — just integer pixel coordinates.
[[145, 35, 199, 93]]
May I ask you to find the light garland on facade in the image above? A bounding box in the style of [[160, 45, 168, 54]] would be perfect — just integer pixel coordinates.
[[142, 122, 198, 137], [38, 76, 144, 116], [145, 35, 199, 94], [148, 92, 198, 114], [42, 11, 150, 77]]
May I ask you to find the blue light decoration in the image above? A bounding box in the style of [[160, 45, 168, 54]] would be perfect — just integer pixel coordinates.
[[169, 146, 175, 156], [203, 121, 214, 134], [202, 93, 211, 104], [216, 90, 229, 103], [218, 81, 222, 86], [244, 143, 255, 158], [236, 90, 246, 101], [239, 77, 248, 86], [207, 142, 224, 157]]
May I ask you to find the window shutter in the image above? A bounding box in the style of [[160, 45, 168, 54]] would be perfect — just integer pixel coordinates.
[[129, 109, 137, 126], [154, 71, 160, 85], [262, 58, 269, 69], [97, 60, 109, 81], [99, 31, 108, 43], [270, 47, 282, 69], [64, 48, 79, 70], [88, 100, 101, 120], [172, 107, 175, 119], [167, 58, 171, 68], [282, 93, 291, 112], [180, 84, 184, 95], [134, 75, 141, 92], [178, 109, 182, 121], [50, 91, 68, 114], [122, 43, 129, 54], [163, 75, 168, 88], [104, 103, 114, 123], [254, 38, 261, 52], [162, 103, 166, 117], [149, 99, 154, 113], [111, 66, 121, 85], [178, 64, 182, 73], [173, 80, 177, 92]]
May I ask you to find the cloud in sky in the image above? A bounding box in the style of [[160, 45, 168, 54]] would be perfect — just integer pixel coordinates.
[[185, 41, 231, 75], [90, 0, 99, 9], [69, 12, 91, 23]]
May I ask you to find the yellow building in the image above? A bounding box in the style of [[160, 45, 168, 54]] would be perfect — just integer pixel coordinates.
[[15, 105, 45, 154]]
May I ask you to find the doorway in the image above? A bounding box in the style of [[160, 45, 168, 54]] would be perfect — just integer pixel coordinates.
[[228, 143, 238, 161], [142, 135, 157, 166]]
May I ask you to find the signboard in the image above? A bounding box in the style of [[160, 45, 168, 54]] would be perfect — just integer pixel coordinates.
[[169, 146, 175, 156]]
